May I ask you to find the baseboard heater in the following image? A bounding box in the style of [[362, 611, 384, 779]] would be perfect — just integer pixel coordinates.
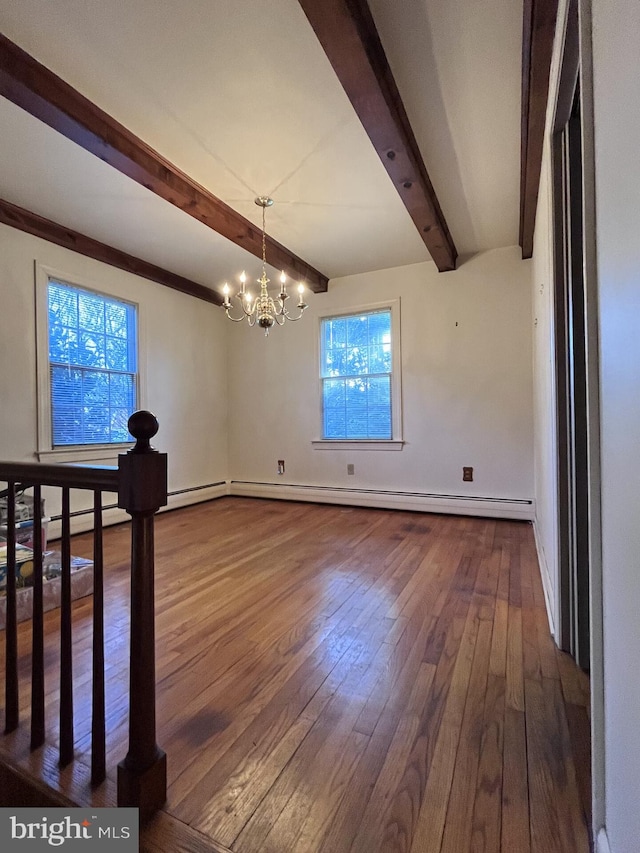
[[47, 479, 534, 529], [229, 481, 534, 521], [48, 481, 227, 523], [46, 481, 228, 538]]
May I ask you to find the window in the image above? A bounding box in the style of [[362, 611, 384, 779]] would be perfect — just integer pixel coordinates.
[[319, 303, 401, 444], [45, 279, 138, 447]]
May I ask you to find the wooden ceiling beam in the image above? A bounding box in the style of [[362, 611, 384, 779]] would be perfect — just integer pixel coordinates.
[[519, 0, 559, 258], [0, 34, 329, 293], [297, 0, 457, 272], [0, 198, 224, 305]]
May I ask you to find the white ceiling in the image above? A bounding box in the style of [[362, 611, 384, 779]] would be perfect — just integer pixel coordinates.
[[0, 0, 523, 294]]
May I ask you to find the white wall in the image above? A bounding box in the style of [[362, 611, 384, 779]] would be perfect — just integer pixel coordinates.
[[0, 223, 229, 525], [227, 247, 534, 516], [591, 1, 640, 850]]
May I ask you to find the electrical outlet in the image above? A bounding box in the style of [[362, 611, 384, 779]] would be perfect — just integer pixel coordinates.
[[277, 460, 285, 475], [463, 466, 473, 482], [347, 464, 355, 476]]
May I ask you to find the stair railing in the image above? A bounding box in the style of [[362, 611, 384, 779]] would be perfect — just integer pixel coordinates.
[[0, 410, 167, 816]]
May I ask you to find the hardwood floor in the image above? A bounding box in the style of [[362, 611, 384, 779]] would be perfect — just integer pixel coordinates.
[[0, 498, 591, 852]]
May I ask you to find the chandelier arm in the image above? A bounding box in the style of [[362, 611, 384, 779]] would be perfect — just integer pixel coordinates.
[[281, 307, 308, 321], [224, 309, 250, 322]]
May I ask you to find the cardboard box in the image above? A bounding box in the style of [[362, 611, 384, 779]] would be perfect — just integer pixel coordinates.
[[0, 517, 49, 553], [0, 518, 49, 589], [0, 551, 94, 630], [0, 542, 34, 588]]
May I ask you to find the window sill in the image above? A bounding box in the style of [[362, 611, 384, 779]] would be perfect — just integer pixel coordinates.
[[37, 444, 134, 464], [311, 440, 404, 451]]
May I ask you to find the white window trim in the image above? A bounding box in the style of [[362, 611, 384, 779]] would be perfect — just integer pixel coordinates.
[[311, 439, 404, 451], [35, 262, 145, 462], [313, 298, 403, 449]]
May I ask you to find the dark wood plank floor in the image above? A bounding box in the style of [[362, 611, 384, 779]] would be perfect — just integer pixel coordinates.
[[0, 498, 591, 852]]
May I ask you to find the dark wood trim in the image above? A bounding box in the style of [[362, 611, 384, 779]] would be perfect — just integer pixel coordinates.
[[1, 411, 167, 817], [117, 413, 167, 818], [91, 491, 106, 785], [297, 0, 457, 272], [551, 0, 579, 654], [0, 34, 328, 293], [0, 755, 76, 808], [3, 482, 19, 735], [59, 487, 74, 768], [0, 198, 223, 306], [519, 0, 533, 246], [0, 459, 120, 492], [30, 485, 45, 750], [553, 0, 580, 133], [566, 91, 590, 673], [519, 0, 560, 258], [552, 130, 571, 651], [552, 0, 591, 672]]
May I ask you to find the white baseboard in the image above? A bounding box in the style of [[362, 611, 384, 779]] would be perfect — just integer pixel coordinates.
[[596, 827, 611, 853], [532, 518, 557, 640], [163, 482, 230, 513], [229, 481, 534, 521], [47, 481, 229, 540]]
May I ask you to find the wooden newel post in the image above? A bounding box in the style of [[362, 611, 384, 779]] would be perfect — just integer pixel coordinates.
[[116, 410, 168, 817]]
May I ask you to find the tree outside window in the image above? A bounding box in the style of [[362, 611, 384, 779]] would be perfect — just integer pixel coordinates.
[[47, 280, 138, 446], [321, 309, 393, 440]]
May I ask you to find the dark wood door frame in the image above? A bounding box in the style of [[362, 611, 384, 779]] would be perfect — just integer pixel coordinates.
[[551, 0, 604, 836], [551, 0, 591, 669]]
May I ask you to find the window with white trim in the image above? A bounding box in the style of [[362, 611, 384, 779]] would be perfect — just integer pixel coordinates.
[[319, 303, 401, 442], [44, 278, 138, 447]]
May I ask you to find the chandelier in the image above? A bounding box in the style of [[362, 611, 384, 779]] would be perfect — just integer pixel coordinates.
[[222, 197, 308, 335]]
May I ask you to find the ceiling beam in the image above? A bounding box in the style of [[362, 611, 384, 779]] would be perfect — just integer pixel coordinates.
[[519, 0, 559, 258], [297, 0, 457, 272], [0, 198, 224, 305], [0, 34, 329, 293]]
